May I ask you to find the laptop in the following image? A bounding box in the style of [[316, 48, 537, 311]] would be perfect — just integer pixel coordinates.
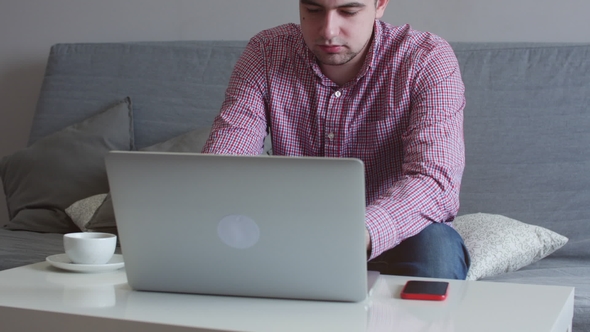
[[105, 151, 377, 302]]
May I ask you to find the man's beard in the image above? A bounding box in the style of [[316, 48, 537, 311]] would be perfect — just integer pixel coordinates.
[[313, 48, 359, 66], [312, 37, 371, 67]]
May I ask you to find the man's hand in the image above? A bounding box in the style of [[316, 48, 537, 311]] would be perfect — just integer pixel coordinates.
[[365, 228, 371, 252]]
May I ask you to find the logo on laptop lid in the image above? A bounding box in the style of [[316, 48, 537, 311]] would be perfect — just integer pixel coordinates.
[[217, 215, 260, 249]]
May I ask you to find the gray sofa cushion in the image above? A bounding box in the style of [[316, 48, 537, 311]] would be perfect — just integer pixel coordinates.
[[0, 98, 134, 233], [0, 228, 64, 271]]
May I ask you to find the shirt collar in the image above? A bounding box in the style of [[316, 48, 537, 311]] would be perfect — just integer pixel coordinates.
[[364, 20, 382, 73]]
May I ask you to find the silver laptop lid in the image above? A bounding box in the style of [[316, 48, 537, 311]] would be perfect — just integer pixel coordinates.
[[106, 151, 368, 302]]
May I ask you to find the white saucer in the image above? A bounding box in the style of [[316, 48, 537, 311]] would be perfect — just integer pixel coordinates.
[[46, 254, 125, 273]]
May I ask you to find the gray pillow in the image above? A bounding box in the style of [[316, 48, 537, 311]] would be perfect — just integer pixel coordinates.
[[0, 98, 134, 233]]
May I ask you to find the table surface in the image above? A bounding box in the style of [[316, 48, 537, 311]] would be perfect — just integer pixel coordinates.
[[0, 262, 575, 332]]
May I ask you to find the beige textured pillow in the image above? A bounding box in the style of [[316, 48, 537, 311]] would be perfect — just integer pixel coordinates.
[[454, 213, 568, 281], [65, 194, 108, 231]]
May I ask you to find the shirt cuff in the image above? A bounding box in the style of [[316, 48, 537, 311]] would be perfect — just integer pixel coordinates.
[[365, 204, 399, 260]]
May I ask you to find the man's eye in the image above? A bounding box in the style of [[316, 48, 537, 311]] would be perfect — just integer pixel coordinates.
[[341, 10, 359, 16], [306, 7, 321, 13]]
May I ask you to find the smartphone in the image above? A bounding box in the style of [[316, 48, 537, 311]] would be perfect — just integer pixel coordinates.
[[400, 280, 449, 301]]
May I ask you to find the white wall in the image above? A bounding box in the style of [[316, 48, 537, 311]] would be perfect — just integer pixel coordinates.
[[1, 0, 590, 226]]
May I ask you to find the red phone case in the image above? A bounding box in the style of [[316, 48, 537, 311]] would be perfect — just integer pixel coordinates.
[[400, 280, 449, 301]]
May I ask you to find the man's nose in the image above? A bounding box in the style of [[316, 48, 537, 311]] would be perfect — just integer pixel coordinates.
[[319, 11, 339, 40]]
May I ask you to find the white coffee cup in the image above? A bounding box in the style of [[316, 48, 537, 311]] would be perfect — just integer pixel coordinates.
[[64, 232, 117, 264]]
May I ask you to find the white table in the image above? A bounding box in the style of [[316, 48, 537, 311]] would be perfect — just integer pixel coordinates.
[[0, 262, 574, 332]]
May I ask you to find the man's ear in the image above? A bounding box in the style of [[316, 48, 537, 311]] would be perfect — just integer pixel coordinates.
[[375, 0, 389, 19]]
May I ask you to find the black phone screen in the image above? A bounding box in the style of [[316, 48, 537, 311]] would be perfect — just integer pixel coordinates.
[[401, 280, 449, 301], [403, 280, 449, 295]]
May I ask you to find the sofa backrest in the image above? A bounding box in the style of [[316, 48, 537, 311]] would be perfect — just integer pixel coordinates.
[[29, 41, 590, 240], [452, 43, 590, 242], [30, 41, 248, 149]]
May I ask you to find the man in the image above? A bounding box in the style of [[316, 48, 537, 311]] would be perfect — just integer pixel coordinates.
[[202, 0, 470, 279]]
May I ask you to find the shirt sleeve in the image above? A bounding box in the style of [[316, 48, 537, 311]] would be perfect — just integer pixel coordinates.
[[366, 38, 466, 260], [201, 37, 269, 155]]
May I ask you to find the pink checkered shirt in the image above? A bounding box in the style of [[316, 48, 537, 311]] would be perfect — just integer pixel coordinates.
[[202, 21, 466, 260]]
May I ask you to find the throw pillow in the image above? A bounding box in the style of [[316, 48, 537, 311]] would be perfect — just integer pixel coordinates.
[[64, 194, 108, 231], [141, 126, 213, 153], [0, 98, 134, 233], [454, 213, 568, 281]]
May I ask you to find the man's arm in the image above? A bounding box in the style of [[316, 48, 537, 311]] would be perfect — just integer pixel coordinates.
[[366, 39, 466, 260], [202, 38, 268, 155]]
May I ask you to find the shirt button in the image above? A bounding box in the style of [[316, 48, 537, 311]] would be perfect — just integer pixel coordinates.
[[334, 91, 341, 98], [327, 132, 335, 140]]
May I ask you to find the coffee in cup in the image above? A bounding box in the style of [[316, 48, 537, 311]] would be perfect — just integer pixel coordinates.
[[63, 232, 117, 264]]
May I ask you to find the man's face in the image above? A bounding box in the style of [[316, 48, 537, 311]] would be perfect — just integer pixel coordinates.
[[299, 0, 387, 68]]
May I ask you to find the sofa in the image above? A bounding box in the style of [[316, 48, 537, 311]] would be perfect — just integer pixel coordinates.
[[0, 40, 589, 330]]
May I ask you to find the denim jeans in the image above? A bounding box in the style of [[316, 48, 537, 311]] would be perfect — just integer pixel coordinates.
[[367, 223, 470, 280]]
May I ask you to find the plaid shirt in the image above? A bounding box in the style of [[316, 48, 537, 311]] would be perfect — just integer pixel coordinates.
[[202, 21, 466, 260]]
